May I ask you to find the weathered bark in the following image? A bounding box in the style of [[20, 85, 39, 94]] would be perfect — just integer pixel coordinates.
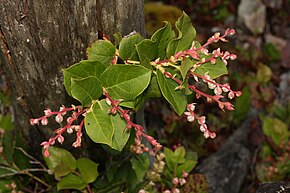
[[0, 0, 145, 157]]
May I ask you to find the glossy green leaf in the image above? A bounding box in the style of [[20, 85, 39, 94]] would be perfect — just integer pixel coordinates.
[[180, 57, 193, 80], [156, 70, 187, 115], [262, 117, 289, 145], [77, 158, 99, 184], [131, 154, 150, 182], [57, 173, 87, 190], [85, 102, 114, 147], [136, 22, 175, 68], [144, 76, 162, 99], [43, 146, 77, 178], [71, 76, 102, 107], [194, 57, 228, 79], [100, 65, 151, 101], [85, 100, 129, 151], [136, 39, 156, 69], [151, 22, 176, 59], [119, 33, 143, 61], [86, 40, 116, 64], [167, 12, 196, 57], [63, 60, 108, 95]]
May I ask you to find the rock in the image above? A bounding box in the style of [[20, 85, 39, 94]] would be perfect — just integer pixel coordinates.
[[256, 182, 290, 193], [238, 0, 266, 34], [196, 111, 257, 193]]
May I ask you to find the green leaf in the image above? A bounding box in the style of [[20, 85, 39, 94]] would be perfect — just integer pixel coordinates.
[[144, 76, 162, 99], [100, 65, 151, 101], [86, 40, 116, 64], [156, 70, 187, 115], [131, 154, 150, 182], [166, 12, 196, 57], [85, 100, 129, 151], [262, 117, 289, 145], [194, 57, 228, 79], [151, 22, 176, 60], [111, 110, 130, 151], [173, 146, 186, 163], [136, 22, 175, 68], [136, 39, 156, 69], [85, 102, 114, 147], [43, 147, 77, 178], [77, 158, 99, 184], [180, 57, 193, 80], [71, 76, 102, 107], [119, 33, 143, 61], [164, 147, 175, 171], [176, 160, 197, 177], [63, 60, 108, 95], [57, 173, 87, 190], [256, 63, 272, 83]]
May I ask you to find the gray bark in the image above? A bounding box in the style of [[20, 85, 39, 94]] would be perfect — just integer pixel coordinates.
[[0, 0, 145, 157]]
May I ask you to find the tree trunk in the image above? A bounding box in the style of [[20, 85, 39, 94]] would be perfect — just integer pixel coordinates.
[[0, 0, 145, 157]]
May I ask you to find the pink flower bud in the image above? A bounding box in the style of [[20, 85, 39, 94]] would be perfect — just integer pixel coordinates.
[[55, 114, 63, 123], [30, 119, 39, 125], [210, 132, 216, 139], [172, 177, 179, 185], [41, 118, 48, 125], [105, 98, 112, 106], [182, 171, 189, 178], [179, 178, 187, 185], [235, 91, 242, 97], [67, 127, 73, 134], [43, 149, 50, 157], [163, 190, 171, 193], [57, 135, 64, 144], [187, 103, 196, 111], [214, 86, 222, 95], [228, 92, 235, 99], [44, 108, 52, 116], [204, 131, 210, 139], [200, 125, 207, 132], [187, 115, 195, 122], [72, 141, 81, 148], [173, 188, 180, 193], [198, 116, 206, 124], [230, 54, 237, 60]]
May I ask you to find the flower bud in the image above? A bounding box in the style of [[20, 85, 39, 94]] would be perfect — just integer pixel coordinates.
[[41, 118, 48, 125], [57, 135, 64, 144], [214, 86, 222, 95], [44, 108, 52, 116], [172, 177, 179, 185], [228, 92, 235, 99], [55, 114, 63, 123], [187, 115, 195, 122]]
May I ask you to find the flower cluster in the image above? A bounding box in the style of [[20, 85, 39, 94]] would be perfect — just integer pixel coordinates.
[[30, 105, 85, 157], [103, 89, 162, 154], [155, 28, 241, 138], [184, 103, 216, 139], [163, 171, 189, 193]]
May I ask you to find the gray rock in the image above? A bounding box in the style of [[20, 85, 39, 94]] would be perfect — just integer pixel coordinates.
[[238, 0, 266, 34]]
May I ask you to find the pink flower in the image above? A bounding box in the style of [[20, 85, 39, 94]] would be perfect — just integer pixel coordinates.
[[55, 114, 63, 123], [41, 118, 48, 125]]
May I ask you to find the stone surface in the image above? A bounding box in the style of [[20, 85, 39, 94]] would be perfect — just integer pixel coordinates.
[[238, 0, 266, 34], [256, 182, 290, 193], [196, 112, 257, 193]]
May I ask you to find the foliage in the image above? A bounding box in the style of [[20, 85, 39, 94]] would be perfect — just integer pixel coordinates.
[[26, 12, 240, 192], [256, 103, 290, 182]]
